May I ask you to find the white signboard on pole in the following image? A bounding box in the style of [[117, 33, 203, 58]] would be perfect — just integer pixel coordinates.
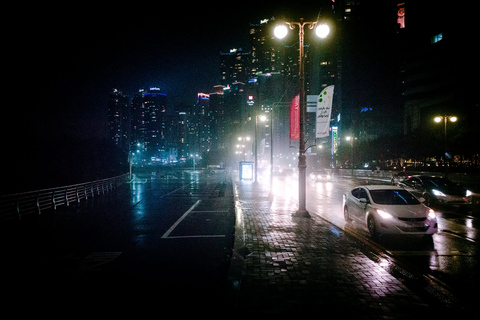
[[316, 85, 334, 138]]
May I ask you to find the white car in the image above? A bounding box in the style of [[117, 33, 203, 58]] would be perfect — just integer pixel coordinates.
[[309, 169, 331, 182], [343, 185, 438, 237]]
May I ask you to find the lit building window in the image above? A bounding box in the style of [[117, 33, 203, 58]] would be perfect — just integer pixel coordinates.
[[431, 33, 443, 44]]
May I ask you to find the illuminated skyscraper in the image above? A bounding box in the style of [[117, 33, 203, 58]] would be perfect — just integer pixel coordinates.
[[220, 48, 250, 86], [131, 87, 168, 160], [107, 88, 129, 153]]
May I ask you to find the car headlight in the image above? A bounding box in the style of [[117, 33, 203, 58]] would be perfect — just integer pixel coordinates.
[[427, 209, 436, 220], [432, 189, 446, 197], [377, 209, 393, 219], [466, 190, 473, 197]]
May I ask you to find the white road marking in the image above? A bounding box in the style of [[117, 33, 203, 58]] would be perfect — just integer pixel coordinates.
[[161, 201, 229, 239], [161, 200, 201, 238], [163, 235, 226, 239]]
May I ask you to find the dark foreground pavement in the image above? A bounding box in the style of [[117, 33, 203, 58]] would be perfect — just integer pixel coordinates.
[[1, 172, 235, 315], [231, 177, 473, 318]]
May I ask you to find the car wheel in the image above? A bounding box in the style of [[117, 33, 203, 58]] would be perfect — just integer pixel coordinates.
[[344, 206, 352, 223], [367, 214, 378, 238]]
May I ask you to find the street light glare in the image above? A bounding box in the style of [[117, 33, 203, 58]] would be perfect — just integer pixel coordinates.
[[450, 116, 458, 122], [434, 116, 442, 123], [274, 24, 288, 39], [315, 23, 330, 38]]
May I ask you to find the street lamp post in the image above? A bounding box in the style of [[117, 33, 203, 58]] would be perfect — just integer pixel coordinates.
[[267, 109, 274, 199], [254, 115, 267, 183], [275, 19, 330, 218], [346, 136, 355, 176], [190, 153, 199, 171], [434, 115, 457, 177]]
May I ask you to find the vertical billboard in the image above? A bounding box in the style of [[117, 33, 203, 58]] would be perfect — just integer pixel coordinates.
[[290, 94, 300, 140], [331, 126, 338, 156], [316, 85, 334, 138]]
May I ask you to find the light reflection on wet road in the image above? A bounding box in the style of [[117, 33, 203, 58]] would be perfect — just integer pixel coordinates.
[[258, 172, 479, 306]]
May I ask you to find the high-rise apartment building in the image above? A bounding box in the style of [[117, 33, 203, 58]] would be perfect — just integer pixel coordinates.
[[130, 87, 168, 161], [249, 18, 283, 77], [220, 48, 250, 86], [107, 88, 129, 153]]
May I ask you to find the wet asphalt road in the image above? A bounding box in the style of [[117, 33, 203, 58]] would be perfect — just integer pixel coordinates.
[[1, 171, 235, 313], [2, 170, 478, 315], [260, 172, 480, 311]]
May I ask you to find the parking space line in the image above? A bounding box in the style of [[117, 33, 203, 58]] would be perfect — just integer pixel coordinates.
[[163, 235, 226, 239], [161, 200, 201, 238]]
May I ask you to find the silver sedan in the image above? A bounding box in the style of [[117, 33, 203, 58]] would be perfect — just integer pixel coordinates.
[[343, 185, 438, 238]]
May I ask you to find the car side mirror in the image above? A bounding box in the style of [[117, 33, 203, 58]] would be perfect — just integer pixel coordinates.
[[418, 197, 425, 203], [359, 198, 369, 204]]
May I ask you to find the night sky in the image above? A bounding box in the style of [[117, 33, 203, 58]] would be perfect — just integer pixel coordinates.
[[4, 2, 336, 191], [6, 1, 475, 192], [10, 2, 331, 142]]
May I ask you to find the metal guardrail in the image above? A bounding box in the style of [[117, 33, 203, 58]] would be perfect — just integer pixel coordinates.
[[0, 173, 129, 222]]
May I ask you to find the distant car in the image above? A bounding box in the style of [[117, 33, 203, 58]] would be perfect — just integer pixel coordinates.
[[275, 168, 296, 180], [400, 175, 472, 206], [309, 169, 331, 182], [343, 185, 438, 237], [207, 165, 225, 174], [391, 171, 410, 185]]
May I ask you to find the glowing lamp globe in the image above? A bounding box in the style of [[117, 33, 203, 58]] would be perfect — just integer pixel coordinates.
[[274, 25, 288, 39], [315, 23, 330, 38]]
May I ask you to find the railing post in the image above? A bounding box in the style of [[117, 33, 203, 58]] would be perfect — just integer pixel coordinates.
[[52, 191, 56, 210], [65, 188, 69, 207], [16, 196, 20, 219], [36, 194, 41, 215]]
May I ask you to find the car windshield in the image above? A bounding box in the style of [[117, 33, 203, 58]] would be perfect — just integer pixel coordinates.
[[422, 177, 464, 194], [369, 189, 420, 205]]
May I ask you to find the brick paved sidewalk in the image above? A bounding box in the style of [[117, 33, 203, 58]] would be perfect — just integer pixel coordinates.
[[232, 178, 439, 318]]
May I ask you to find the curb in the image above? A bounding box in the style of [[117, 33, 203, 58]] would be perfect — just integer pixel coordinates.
[[225, 174, 248, 309]]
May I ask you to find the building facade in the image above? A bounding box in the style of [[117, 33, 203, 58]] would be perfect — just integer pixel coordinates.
[[107, 89, 129, 153], [130, 87, 172, 162], [220, 48, 250, 86]]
